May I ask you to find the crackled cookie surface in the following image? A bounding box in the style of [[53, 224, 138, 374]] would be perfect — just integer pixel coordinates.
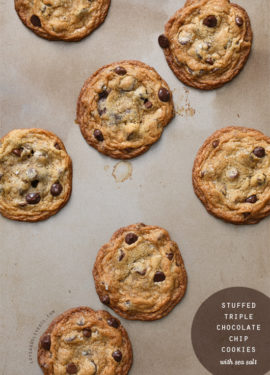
[[76, 61, 175, 159], [193, 127, 270, 224], [38, 307, 132, 375], [93, 223, 187, 320], [0, 128, 72, 222], [159, 0, 252, 89], [15, 0, 111, 41]]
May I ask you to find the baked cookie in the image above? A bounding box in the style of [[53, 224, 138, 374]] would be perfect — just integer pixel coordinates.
[[159, 0, 252, 89], [93, 223, 187, 320], [38, 307, 132, 375], [0, 128, 72, 222], [76, 60, 175, 159], [193, 126, 270, 224], [15, 0, 111, 41]]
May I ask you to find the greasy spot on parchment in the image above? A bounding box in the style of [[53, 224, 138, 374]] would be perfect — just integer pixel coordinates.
[[112, 161, 132, 183], [176, 88, 196, 117]]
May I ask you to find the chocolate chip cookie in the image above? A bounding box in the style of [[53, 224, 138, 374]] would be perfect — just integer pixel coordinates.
[[15, 0, 111, 41], [0, 128, 72, 222], [76, 60, 175, 159], [159, 0, 252, 89], [93, 223, 187, 320], [38, 307, 132, 375], [193, 127, 270, 224]]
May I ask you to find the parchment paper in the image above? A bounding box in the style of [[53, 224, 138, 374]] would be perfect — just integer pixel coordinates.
[[1, 1, 270, 374]]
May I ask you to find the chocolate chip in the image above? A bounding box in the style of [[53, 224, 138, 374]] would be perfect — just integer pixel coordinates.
[[235, 16, 243, 26], [253, 147, 265, 158], [158, 34, 170, 48], [66, 363, 78, 374], [31, 180, 39, 188], [30, 15, 41, 27], [41, 334, 51, 350], [166, 253, 174, 260], [118, 250, 125, 261], [107, 318, 119, 328], [136, 269, 146, 276], [153, 271, 166, 282], [245, 195, 258, 204], [125, 233, 138, 245], [26, 192, 41, 204], [94, 129, 104, 142], [82, 328, 92, 338], [243, 212, 251, 218], [114, 66, 127, 75], [101, 295, 110, 305], [54, 143, 61, 150], [112, 350, 122, 362], [144, 100, 152, 109], [205, 57, 214, 65], [158, 87, 170, 102], [203, 15, 217, 28], [12, 148, 23, 156], [212, 140, 220, 148], [51, 183, 63, 196], [98, 107, 106, 116], [99, 90, 109, 100]]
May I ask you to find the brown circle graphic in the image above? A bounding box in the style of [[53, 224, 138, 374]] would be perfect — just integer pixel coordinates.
[[191, 287, 270, 375]]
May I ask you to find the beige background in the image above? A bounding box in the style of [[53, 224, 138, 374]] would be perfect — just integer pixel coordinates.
[[0, 1, 270, 374]]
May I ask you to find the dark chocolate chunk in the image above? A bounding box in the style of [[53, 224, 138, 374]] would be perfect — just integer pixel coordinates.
[[114, 66, 127, 75], [112, 350, 122, 362], [205, 57, 214, 65], [158, 34, 170, 48], [66, 363, 78, 374], [245, 195, 258, 204], [101, 295, 110, 305], [166, 253, 174, 260], [82, 328, 92, 338], [107, 318, 119, 328], [253, 147, 265, 158], [12, 148, 23, 156], [54, 143, 61, 150], [31, 180, 39, 188], [26, 192, 41, 204], [94, 129, 104, 142], [118, 250, 125, 261], [30, 15, 41, 27], [235, 16, 243, 26], [153, 271, 166, 282], [41, 334, 51, 350], [212, 140, 220, 148], [99, 90, 109, 100], [203, 15, 217, 28], [98, 107, 106, 116], [51, 183, 63, 196], [125, 233, 138, 245], [158, 87, 170, 102]]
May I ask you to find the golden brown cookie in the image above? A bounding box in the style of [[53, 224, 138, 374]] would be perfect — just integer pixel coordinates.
[[15, 0, 111, 41], [38, 307, 132, 375], [93, 223, 187, 320], [159, 0, 252, 90], [76, 60, 175, 159], [193, 126, 270, 224], [0, 128, 72, 222]]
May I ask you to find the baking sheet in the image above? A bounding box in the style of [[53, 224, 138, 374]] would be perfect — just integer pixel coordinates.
[[1, 1, 270, 374]]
